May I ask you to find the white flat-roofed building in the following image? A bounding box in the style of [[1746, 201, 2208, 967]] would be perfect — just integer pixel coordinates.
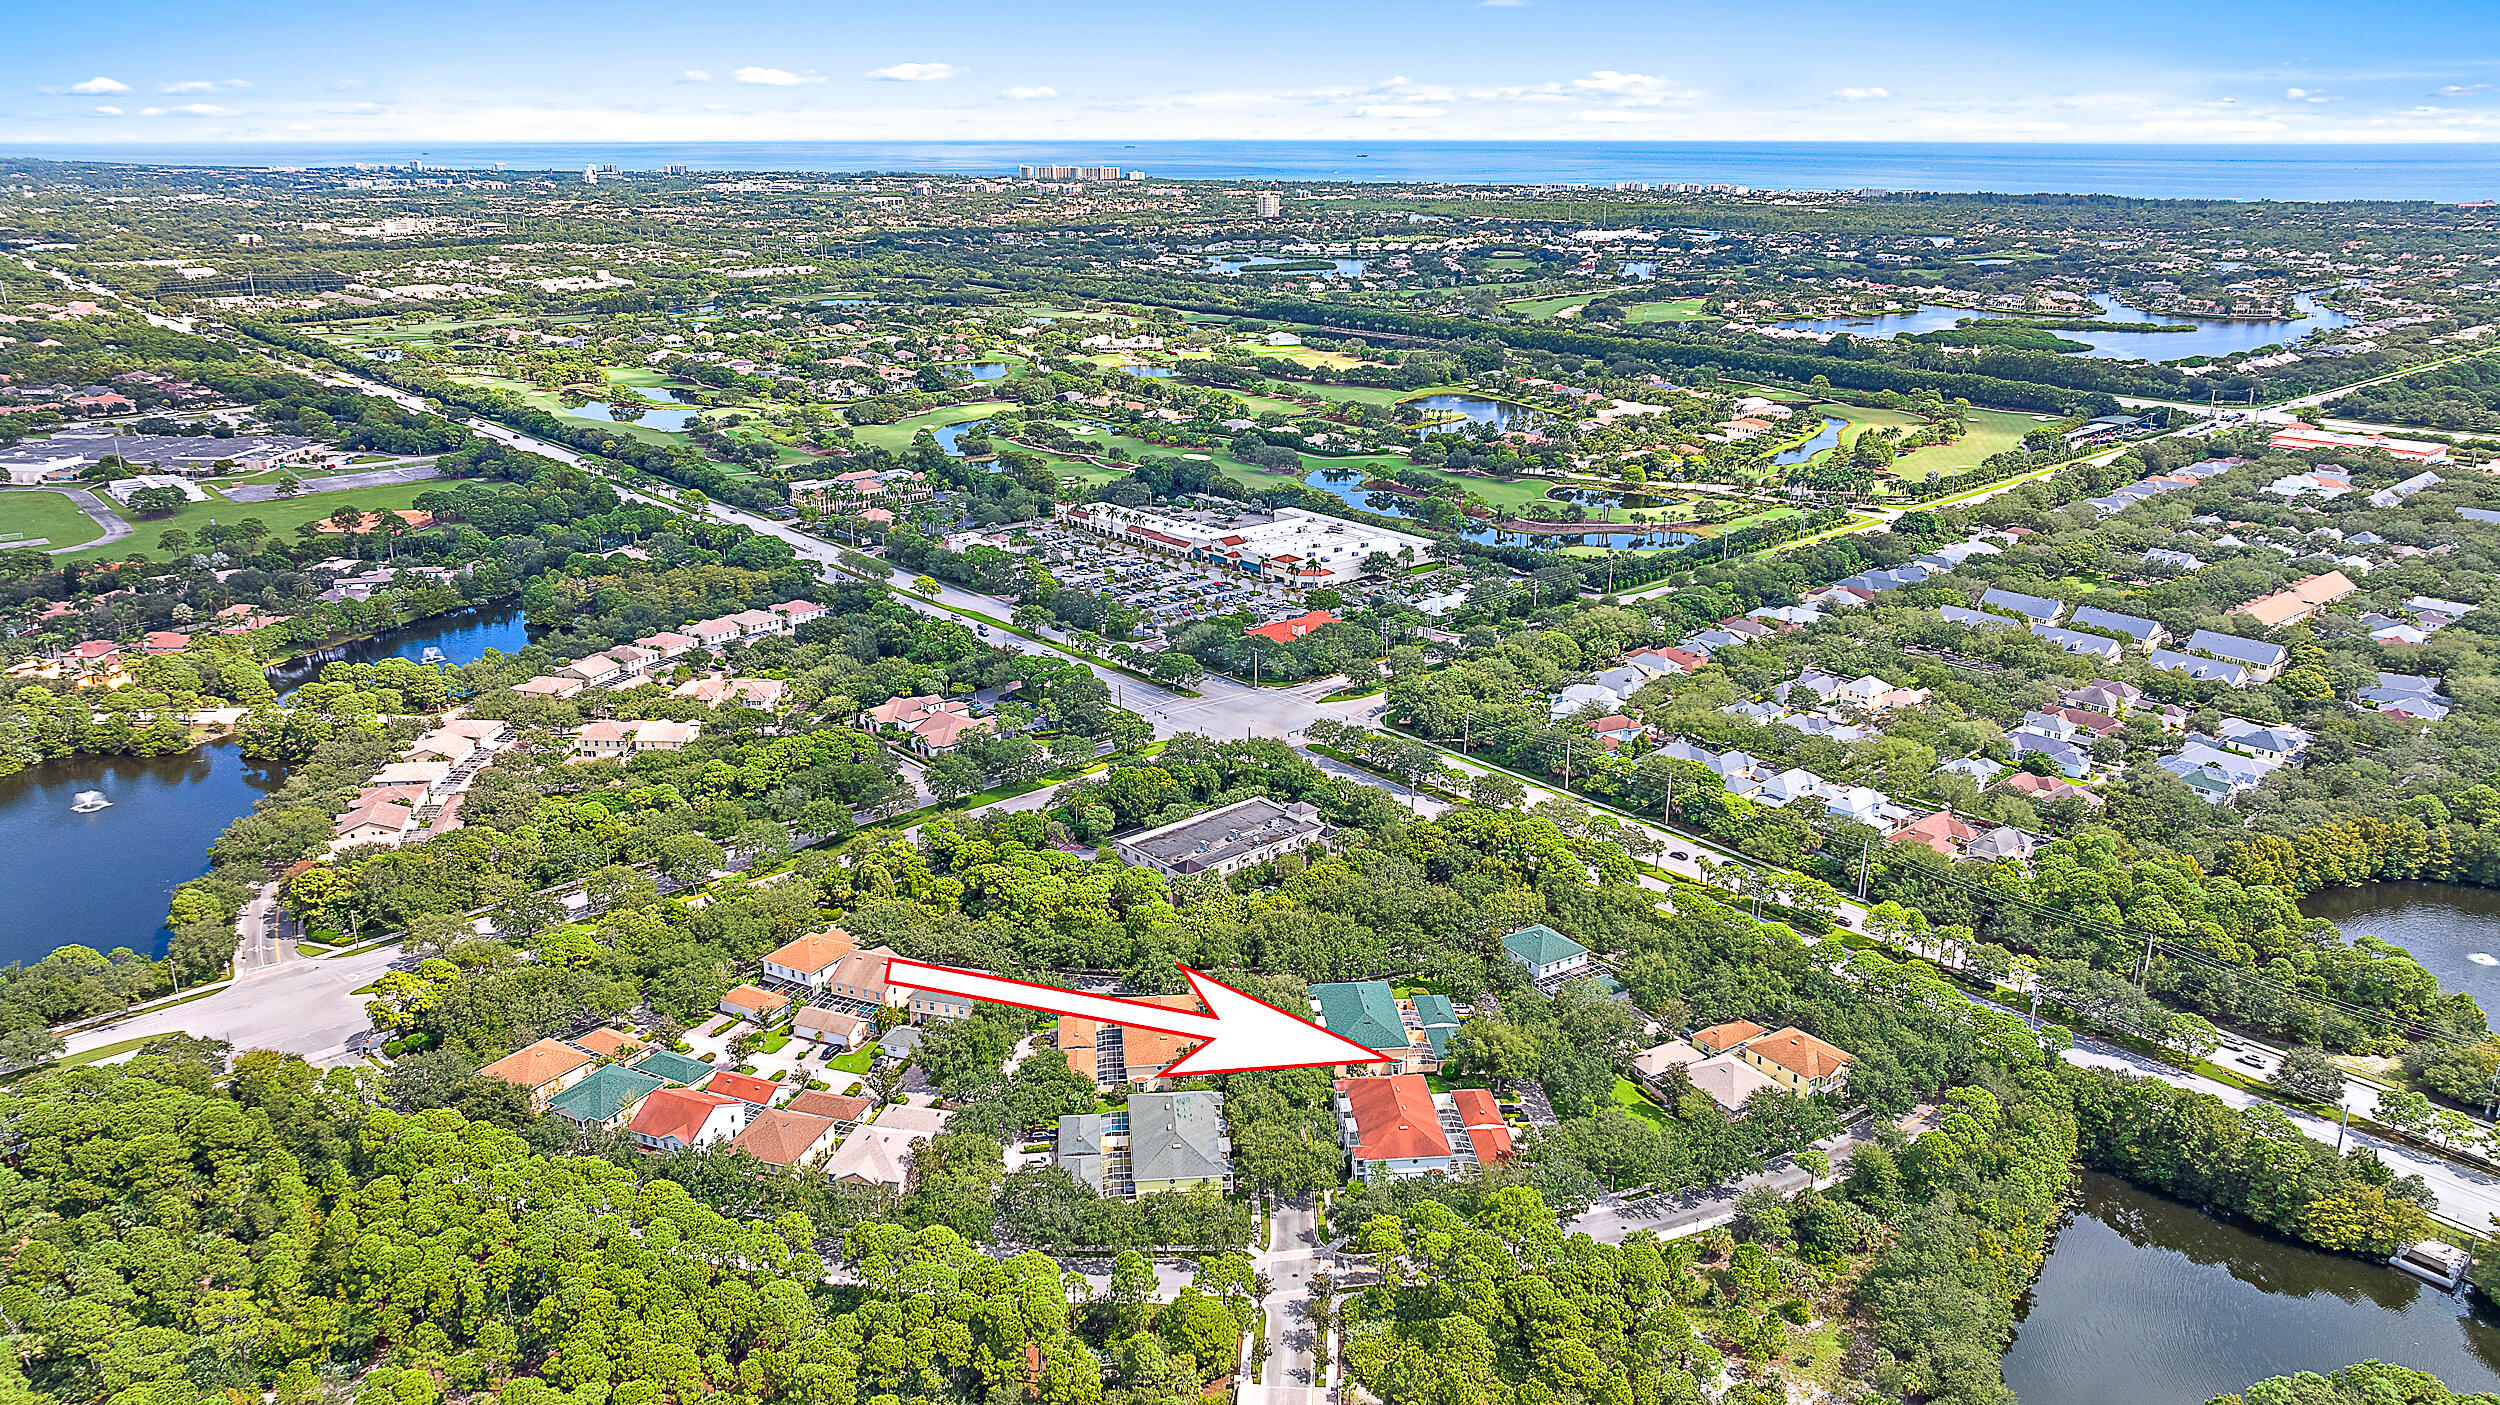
[[1055, 503, 1432, 588]]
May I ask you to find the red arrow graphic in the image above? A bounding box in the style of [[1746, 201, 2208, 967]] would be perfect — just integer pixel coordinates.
[[884, 958, 1392, 1076]]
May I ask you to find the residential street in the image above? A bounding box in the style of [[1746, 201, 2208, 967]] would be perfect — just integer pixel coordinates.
[[1245, 1195, 1331, 1405], [2058, 1033, 2500, 1233]]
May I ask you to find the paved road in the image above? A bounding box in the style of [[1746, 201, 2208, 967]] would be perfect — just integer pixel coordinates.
[[62, 942, 403, 1066], [1247, 1195, 1331, 1404], [2058, 1033, 2500, 1232]]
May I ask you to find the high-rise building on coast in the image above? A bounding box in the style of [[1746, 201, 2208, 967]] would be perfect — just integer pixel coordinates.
[[1018, 164, 1124, 181], [1253, 191, 1283, 218]]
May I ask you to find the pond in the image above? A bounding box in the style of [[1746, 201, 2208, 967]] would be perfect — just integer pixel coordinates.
[[0, 744, 288, 965], [1207, 255, 1370, 278], [1119, 366, 1179, 379], [2003, 1173, 2500, 1405], [931, 420, 988, 456], [1774, 291, 2353, 363], [1772, 416, 1848, 466], [945, 362, 1010, 380], [1618, 262, 1659, 280], [266, 603, 541, 693], [562, 399, 704, 431], [2300, 882, 2500, 1015], [1410, 393, 1535, 433], [1297, 468, 1694, 551]]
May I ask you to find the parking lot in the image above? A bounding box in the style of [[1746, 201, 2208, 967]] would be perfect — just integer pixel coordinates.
[[1020, 526, 1311, 641]]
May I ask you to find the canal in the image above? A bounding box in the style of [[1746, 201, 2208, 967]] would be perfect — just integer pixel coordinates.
[[2005, 1174, 2500, 1405], [0, 744, 287, 966], [2299, 882, 2500, 1017]]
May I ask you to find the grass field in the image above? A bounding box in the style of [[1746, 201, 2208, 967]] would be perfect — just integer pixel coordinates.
[[1504, 292, 1601, 320], [1627, 298, 1710, 323], [0, 491, 105, 552], [850, 400, 1018, 454], [1610, 1077, 1671, 1127], [1888, 407, 2044, 480], [66, 481, 437, 561]]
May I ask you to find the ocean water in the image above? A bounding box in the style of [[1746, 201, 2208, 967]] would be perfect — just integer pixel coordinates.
[[7, 141, 2500, 201]]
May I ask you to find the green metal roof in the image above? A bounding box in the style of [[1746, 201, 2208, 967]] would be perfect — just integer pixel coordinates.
[[547, 1065, 669, 1123], [1411, 993, 1459, 1030], [1502, 923, 1590, 967], [631, 1050, 714, 1085], [1312, 980, 1408, 1053]]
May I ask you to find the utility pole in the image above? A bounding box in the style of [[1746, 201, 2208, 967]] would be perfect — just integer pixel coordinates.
[[2335, 1102, 2352, 1153], [2137, 928, 2155, 986]]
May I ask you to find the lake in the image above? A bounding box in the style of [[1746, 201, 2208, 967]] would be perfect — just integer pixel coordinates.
[[562, 399, 703, 431], [266, 603, 539, 693], [945, 362, 1010, 380], [1776, 291, 2353, 362], [1208, 255, 1370, 278], [1411, 393, 1535, 433], [2300, 882, 2500, 1016], [2004, 1174, 2500, 1405], [0, 744, 287, 965]]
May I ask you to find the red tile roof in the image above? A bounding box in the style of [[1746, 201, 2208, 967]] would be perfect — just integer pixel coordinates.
[[1337, 1075, 1451, 1162], [703, 1070, 783, 1105], [1450, 1087, 1513, 1163], [1245, 611, 1339, 644], [629, 1087, 741, 1143]]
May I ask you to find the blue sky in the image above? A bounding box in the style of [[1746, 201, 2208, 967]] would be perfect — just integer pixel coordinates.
[[7, 0, 2500, 144]]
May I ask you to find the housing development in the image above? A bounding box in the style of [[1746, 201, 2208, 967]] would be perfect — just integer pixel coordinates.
[[12, 141, 2500, 1405]]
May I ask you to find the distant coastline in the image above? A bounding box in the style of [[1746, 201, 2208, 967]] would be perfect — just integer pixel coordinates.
[[5, 140, 2500, 201]]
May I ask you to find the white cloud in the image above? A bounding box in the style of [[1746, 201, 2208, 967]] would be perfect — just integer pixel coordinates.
[[731, 67, 825, 86], [1479, 0, 1527, 7], [1567, 70, 1694, 107], [682, 70, 712, 82], [1002, 86, 1057, 100], [1834, 86, 1890, 101], [66, 76, 131, 94], [865, 62, 964, 82], [329, 78, 364, 91], [2438, 84, 2492, 96], [140, 103, 234, 117], [91, 106, 122, 116], [2286, 87, 2340, 102], [159, 79, 250, 94], [1353, 104, 1446, 118]]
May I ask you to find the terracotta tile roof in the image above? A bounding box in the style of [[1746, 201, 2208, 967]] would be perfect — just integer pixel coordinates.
[[569, 1028, 641, 1058], [478, 1038, 594, 1091], [703, 1070, 784, 1105], [1690, 1019, 1768, 1054], [1337, 1075, 1451, 1162], [720, 984, 790, 1014], [729, 1108, 840, 1166], [1744, 1026, 1854, 1080], [1450, 1087, 1513, 1163], [629, 1087, 741, 1143], [763, 929, 856, 975], [784, 1091, 873, 1122]]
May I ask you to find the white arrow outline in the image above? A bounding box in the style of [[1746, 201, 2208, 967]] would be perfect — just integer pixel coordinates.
[[884, 958, 1392, 1076]]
